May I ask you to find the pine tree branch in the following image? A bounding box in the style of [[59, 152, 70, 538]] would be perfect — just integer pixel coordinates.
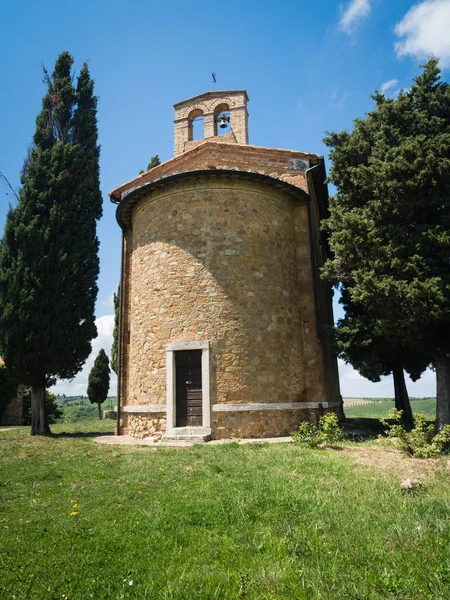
[[0, 170, 19, 204]]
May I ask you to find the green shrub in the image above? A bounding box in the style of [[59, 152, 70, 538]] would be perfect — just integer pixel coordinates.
[[381, 409, 450, 458], [292, 412, 342, 448]]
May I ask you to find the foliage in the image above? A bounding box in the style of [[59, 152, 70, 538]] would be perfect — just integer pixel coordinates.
[[1, 426, 449, 599], [147, 154, 161, 170], [111, 284, 120, 374], [87, 349, 110, 419], [381, 409, 450, 458], [0, 362, 17, 419], [61, 404, 100, 423], [21, 387, 63, 425], [292, 412, 343, 447], [139, 153, 161, 174], [0, 51, 102, 434], [323, 58, 450, 428]]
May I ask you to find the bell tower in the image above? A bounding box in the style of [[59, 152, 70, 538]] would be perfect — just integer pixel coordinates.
[[173, 90, 249, 156]]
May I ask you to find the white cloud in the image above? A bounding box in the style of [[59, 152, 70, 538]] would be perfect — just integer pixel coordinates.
[[101, 290, 115, 310], [330, 87, 350, 108], [338, 359, 436, 398], [395, 0, 450, 67], [339, 0, 371, 34], [50, 315, 117, 397], [380, 78, 399, 95]]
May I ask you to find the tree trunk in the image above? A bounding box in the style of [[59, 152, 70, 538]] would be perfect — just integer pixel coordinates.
[[436, 354, 450, 432], [31, 383, 51, 435], [392, 366, 413, 423], [98, 402, 102, 420]]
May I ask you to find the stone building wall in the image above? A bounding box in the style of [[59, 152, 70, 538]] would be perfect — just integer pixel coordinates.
[[118, 174, 340, 438], [0, 384, 24, 426]]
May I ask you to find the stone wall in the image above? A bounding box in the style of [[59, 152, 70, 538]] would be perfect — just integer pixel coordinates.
[[0, 384, 23, 426], [212, 408, 323, 439], [117, 173, 341, 437], [125, 412, 167, 439]]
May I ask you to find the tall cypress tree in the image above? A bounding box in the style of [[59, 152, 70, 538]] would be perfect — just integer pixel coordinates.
[[111, 283, 120, 374], [323, 58, 450, 429], [0, 51, 102, 435], [87, 349, 110, 420]]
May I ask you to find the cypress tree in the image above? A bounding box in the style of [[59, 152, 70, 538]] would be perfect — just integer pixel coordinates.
[[87, 349, 110, 420], [111, 283, 120, 374], [147, 154, 161, 170], [0, 51, 102, 435], [323, 58, 450, 429], [139, 154, 161, 175]]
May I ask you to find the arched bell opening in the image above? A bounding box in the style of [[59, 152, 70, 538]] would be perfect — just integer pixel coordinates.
[[188, 108, 204, 141], [213, 103, 231, 136]]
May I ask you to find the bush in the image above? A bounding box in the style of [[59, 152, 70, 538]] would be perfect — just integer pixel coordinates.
[[0, 363, 17, 419], [22, 388, 63, 425], [292, 413, 343, 448], [381, 409, 450, 458]]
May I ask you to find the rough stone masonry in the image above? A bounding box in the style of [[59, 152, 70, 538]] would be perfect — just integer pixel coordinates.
[[110, 90, 342, 440]]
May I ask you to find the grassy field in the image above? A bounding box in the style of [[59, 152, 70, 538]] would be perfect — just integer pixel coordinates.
[[1, 422, 449, 599], [55, 397, 117, 423], [344, 398, 436, 420]]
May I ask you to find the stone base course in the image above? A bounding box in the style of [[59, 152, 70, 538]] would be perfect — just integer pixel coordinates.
[[212, 409, 321, 439], [126, 413, 167, 439], [119, 406, 338, 441]]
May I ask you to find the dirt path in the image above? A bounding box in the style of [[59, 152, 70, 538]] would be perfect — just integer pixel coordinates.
[[340, 443, 449, 482]]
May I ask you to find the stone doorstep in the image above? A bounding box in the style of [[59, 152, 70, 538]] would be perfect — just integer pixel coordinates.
[[161, 434, 211, 443], [94, 434, 293, 446], [161, 426, 212, 444]]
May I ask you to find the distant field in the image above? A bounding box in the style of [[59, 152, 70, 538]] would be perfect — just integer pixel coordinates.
[[344, 398, 436, 420], [55, 396, 117, 423]]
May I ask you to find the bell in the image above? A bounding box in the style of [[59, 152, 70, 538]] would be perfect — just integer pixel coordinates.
[[218, 115, 229, 129]]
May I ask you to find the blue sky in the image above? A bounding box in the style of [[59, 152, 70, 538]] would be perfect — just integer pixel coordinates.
[[1, 0, 449, 398]]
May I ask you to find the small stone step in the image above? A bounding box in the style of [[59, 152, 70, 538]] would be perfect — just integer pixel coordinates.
[[161, 434, 211, 443], [161, 426, 212, 443]]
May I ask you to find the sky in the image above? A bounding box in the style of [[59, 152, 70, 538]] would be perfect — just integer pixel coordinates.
[[1, 0, 449, 399]]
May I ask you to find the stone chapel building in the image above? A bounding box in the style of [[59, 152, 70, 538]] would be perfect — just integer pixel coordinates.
[[110, 90, 342, 441]]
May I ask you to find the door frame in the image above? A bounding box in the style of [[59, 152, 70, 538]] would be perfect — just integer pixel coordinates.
[[166, 341, 211, 434]]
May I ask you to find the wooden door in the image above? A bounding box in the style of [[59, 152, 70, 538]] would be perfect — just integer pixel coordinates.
[[175, 350, 202, 427]]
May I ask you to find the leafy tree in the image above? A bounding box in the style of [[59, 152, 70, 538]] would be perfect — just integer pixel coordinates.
[[0, 362, 17, 420], [323, 58, 450, 429], [22, 388, 63, 425], [139, 154, 161, 174], [111, 283, 120, 374], [87, 349, 110, 420], [0, 51, 102, 435]]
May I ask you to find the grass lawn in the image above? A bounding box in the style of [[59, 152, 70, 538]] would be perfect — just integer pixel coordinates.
[[0, 422, 449, 599]]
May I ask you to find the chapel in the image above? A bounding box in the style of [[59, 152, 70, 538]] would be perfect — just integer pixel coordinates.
[[110, 90, 342, 441]]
